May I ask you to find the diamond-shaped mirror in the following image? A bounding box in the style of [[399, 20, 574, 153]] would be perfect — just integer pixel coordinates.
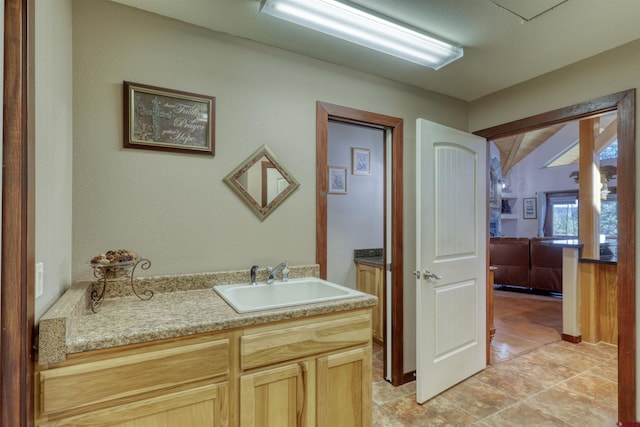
[[223, 145, 300, 221]]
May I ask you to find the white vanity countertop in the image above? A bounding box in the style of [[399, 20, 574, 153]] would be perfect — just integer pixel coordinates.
[[37, 265, 376, 365]]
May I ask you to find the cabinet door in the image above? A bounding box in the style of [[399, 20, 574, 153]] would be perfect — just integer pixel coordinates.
[[356, 264, 384, 342], [316, 347, 371, 427], [240, 362, 314, 427], [39, 383, 228, 427]]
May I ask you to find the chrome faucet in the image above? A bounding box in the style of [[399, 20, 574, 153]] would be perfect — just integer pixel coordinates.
[[250, 265, 259, 285], [266, 261, 289, 284]]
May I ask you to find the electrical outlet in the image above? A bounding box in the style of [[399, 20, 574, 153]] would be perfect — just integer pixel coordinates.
[[35, 262, 44, 299]]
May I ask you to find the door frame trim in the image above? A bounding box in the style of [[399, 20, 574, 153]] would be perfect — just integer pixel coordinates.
[[474, 89, 636, 422], [2, 0, 36, 425], [316, 101, 405, 386]]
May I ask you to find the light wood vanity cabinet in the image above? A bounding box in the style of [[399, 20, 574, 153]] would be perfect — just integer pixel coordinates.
[[355, 262, 384, 343], [36, 334, 230, 426], [316, 347, 371, 426], [36, 308, 372, 427], [239, 309, 372, 427], [240, 361, 313, 426]]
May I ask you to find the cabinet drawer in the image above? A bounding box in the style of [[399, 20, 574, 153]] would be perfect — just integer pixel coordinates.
[[241, 310, 371, 370], [39, 335, 229, 416], [39, 383, 228, 427]]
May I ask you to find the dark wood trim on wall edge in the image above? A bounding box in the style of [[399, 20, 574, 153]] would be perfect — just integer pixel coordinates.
[[2, 0, 36, 426]]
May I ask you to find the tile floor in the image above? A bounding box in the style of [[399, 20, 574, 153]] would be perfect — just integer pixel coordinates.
[[372, 289, 618, 426]]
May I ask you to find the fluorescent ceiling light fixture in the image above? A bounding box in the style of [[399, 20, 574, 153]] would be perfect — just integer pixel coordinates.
[[260, 0, 463, 70]]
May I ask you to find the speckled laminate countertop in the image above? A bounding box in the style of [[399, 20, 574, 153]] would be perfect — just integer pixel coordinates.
[[353, 248, 384, 268], [37, 264, 377, 365], [354, 256, 384, 267]]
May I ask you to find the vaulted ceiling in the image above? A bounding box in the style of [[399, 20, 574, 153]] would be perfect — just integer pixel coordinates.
[[493, 124, 565, 175], [492, 112, 618, 175]]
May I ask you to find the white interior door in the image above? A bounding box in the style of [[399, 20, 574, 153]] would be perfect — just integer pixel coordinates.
[[416, 119, 487, 403]]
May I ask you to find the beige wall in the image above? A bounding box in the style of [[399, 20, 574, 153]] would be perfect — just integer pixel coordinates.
[[468, 38, 640, 414], [64, 0, 640, 385], [35, 0, 73, 320], [71, 0, 468, 371]]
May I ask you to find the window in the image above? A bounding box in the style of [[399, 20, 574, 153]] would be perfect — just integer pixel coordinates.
[[544, 190, 618, 257], [546, 192, 579, 237], [600, 193, 618, 257], [599, 139, 618, 160]]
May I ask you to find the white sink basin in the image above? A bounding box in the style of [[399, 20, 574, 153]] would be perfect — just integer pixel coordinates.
[[213, 277, 365, 313]]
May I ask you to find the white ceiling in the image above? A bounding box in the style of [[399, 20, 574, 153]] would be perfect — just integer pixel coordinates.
[[108, 0, 640, 101]]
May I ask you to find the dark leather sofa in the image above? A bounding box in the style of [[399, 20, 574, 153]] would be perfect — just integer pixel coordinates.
[[490, 237, 563, 293]]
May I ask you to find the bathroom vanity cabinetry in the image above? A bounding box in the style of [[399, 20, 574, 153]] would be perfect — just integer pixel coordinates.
[[355, 261, 384, 343], [239, 309, 372, 426], [36, 334, 231, 426], [36, 308, 372, 427]]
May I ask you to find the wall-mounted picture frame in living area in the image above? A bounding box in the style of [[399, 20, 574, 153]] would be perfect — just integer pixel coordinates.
[[328, 166, 348, 194], [523, 197, 537, 219], [123, 81, 215, 156], [351, 147, 371, 175]]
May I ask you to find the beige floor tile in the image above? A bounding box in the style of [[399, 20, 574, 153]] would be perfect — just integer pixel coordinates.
[[529, 342, 602, 371], [373, 289, 619, 426], [481, 401, 572, 426], [588, 357, 618, 382], [372, 404, 407, 427], [440, 377, 517, 419], [382, 394, 479, 426], [373, 380, 410, 405], [372, 363, 384, 380], [527, 386, 618, 426], [506, 351, 581, 385], [474, 363, 550, 399], [465, 421, 493, 427], [559, 372, 617, 409], [397, 380, 416, 396], [570, 341, 618, 360]]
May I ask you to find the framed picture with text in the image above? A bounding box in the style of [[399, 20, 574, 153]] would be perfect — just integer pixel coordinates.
[[123, 81, 215, 156]]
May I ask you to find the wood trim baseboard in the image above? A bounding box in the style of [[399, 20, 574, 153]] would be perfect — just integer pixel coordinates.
[[402, 371, 416, 385], [561, 334, 582, 344]]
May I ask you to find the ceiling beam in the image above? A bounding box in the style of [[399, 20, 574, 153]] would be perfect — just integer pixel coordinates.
[[595, 118, 618, 154], [502, 134, 524, 175]]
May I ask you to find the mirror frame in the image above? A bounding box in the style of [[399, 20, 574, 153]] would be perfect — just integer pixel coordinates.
[[223, 145, 300, 221]]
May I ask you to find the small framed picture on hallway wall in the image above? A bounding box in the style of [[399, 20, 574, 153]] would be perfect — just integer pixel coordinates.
[[328, 166, 348, 194], [523, 197, 537, 219], [351, 147, 371, 175]]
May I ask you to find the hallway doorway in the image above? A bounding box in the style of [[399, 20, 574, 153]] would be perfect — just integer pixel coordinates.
[[316, 102, 405, 386], [475, 89, 636, 422]]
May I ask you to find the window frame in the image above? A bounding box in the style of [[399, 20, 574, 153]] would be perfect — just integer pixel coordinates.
[[544, 189, 618, 240], [544, 190, 579, 237]]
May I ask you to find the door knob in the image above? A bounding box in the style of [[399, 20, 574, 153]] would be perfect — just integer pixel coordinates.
[[423, 270, 442, 280], [413, 270, 442, 280]]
